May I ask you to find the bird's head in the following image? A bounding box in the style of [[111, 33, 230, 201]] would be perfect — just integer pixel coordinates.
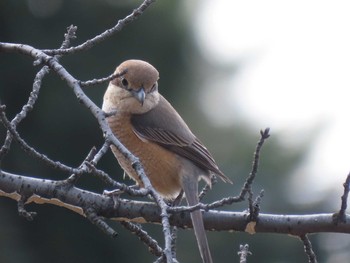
[[104, 60, 160, 114]]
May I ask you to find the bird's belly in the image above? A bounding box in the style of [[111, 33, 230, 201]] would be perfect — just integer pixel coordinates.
[[108, 117, 182, 199]]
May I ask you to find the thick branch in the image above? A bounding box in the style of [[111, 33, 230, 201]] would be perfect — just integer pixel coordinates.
[[1, 170, 349, 235]]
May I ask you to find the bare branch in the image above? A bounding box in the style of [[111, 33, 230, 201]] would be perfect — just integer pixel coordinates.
[[1, 170, 350, 235], [41, 0, 156, 56], [0, 25, 77, 164], [61, 25, 77, 49], [0, 58, 50, 159], [128, 161, 174, 262], [209, 128, 270, 210], [170, 226, 179, 261], [0, 40, 174, 261], [244, 128, 270, 198], [299, 234, 318, 263], [91, 141, 111, 165], [79, 70, 127, 87], [1, 0, 349, 259], [65, 146, 98, 184], [18, 195, 37, 221], [198, 175, 217, 201], [333, 172, 350, 224], [86, 207, 118, 237], [169, 129, 270, 214], [120, 221, 163, 257], [0, 108, 79, 174], [250, 189, 264, 221], [238, 244, 252, 263]]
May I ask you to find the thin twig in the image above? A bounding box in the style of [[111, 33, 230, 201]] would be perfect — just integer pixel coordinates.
[[0, 25, 77, 161], [85, 207, 118, 237], [1, 2, 170, 261], [41, 0, 156, 56], [211, 128, 270, 209], [86, 163, 150, 197], [91, 141, 112, 165], [242, 128, 270, 199], [0, 109, 79, 174], [169, 129, 270, 214], [18, 195, 37, 221], [0, 47, 172, 257], [60, 25, 77, 50], [170, 226, 178, 261], [299, 234, 318, 263], [250, 189, 264, 221], [131, 161, 174, 263], [238, 244, 252, 263], [79, 70, 127, 87], [333, 172, 350, 224], [0, 67, 48, 160], [198, 175, 217, 201], [65, 147, 98, 184], [120, 221, 163, 257]]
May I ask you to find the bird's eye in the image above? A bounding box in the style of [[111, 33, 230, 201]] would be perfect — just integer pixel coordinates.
[[150, 83, 157, 92], [121, 78, 128, 87]]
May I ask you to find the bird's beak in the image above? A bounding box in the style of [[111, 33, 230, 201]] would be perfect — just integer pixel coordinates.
[[132, 87, 145, 106]]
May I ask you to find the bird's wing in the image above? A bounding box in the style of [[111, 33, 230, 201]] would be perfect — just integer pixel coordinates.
[[131, 95, 232, 183]]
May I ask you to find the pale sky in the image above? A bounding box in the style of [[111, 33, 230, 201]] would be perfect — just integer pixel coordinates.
[[190, 0, 350, 204]]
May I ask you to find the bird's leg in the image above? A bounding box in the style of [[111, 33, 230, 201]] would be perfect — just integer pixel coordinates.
[[170, 190, 184, 207]]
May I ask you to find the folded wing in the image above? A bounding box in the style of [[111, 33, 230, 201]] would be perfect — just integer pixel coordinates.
[[131, 95, 232, 184]]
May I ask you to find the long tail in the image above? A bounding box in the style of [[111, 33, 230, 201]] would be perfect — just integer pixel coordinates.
[[182, 175, 213, 263]]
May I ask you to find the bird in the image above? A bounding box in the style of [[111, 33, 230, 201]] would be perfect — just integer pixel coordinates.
[[102, 59, 232, 263]]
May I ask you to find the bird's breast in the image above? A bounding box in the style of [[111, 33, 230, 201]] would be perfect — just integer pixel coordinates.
[[106, 113, 183, 199]]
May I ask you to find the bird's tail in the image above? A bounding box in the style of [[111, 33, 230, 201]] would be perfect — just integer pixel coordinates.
[[182, 175, 213, 263]]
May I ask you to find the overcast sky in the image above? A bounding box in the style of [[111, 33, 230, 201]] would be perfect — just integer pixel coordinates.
[[191, 0, 350, 204]]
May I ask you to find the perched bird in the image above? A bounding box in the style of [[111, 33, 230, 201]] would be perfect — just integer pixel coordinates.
[[102, 60, 232, 263]]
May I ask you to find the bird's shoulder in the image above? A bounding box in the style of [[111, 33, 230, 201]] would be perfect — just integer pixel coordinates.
[[130, 95, 230, 181], [130, 95, 195, 146]]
